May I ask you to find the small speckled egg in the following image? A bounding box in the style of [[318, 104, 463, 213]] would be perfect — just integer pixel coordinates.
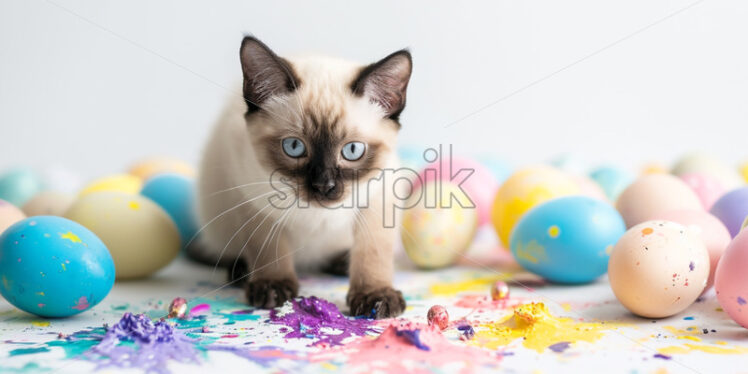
[[0, 168, 45, 207], [680, 173, 725, 210], [510, 196, 626, 284], [427, 305, 449, 330], [589, 166, 634, 201], [650, 210, 730, 292], [0, 216, 115, 317], [128, 157, 195, 181], [401, 181, 478, 269], [22, 191, 74, 217], [715, 229, 748, 328], [416, 156, 498, 226], [140, 173, 198, 245], [616, 174, 703, 228], [0, 199, 26, 234], [710, 187, 748, 238], [79, 174, 143, 196], [609, 221, 709, 318], [491, 166, 580, 247], [490, 280, 510, 300], [64, 191, 180, 279], [672, 152, 743, 190]]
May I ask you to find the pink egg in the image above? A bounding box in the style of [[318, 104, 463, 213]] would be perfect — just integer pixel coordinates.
[[715, 229, 748, 328], [415, 157, 498, 226], [616, 174, 703, 228], [680, 173, 726, 210], [427, 305, 449, 330], [650, 210, 730, 291]]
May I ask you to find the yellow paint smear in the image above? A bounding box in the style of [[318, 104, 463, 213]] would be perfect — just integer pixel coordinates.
[[473, 302, 618, 353], [60, 231, 82, 243], [429, 275, 508, 297], [31, 321, 50, 327]]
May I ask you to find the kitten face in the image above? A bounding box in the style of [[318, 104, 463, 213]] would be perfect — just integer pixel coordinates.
[[238, 37, 412, 206]]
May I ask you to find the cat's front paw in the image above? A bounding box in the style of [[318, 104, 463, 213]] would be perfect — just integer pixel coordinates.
[[347, 287, 406, 319], [246, 278, 298, 309]]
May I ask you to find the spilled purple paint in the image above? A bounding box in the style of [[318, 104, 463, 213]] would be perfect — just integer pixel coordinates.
[[395, 329, 430, 351], [738, 297, 747, 306], [548, 341, 571, 353], [653, 353, 671, 360], [86, 313, 200, 374], [457, 323, 475, 340], [689, 262, 695, 271], [269, 296, 377, 346]]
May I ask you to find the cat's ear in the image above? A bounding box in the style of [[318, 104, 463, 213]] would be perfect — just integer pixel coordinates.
[[240, 36, 298, 112], [352, 50, 412, 120]]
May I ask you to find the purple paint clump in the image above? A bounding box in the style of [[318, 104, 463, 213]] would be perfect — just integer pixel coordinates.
[[738, 297, 747, 306], [689, 261, 695, 271], [87, 313, 200, 374], [457, 323, 475, 340], [654, 353, 671, 360], [548, 341, 571, 353], [269, 296, 377, 346], [395, 329, 430, 351]]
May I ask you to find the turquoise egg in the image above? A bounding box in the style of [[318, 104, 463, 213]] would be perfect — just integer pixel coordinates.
[[0, 216, 115, 317], [477, 156, 513, 184], [0, 168, 44, 207], [510, 196, 626, 284], [140, 173, 198, 245], [589, 166, 634, 201]]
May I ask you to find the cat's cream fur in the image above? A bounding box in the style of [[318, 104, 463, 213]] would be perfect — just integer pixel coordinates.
[[194, 37, 411, 318]]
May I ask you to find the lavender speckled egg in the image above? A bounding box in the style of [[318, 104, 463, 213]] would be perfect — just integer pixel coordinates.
[[710, 187, 748, 238], [0, 216, 115, 317], [715, 229, 748, 328], [609, 221, 709, 318]]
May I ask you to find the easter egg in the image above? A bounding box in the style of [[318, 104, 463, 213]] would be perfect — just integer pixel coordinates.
[[0, 216, 115, 317], [649, 210, 730, 291], [22, 191, 74, 217], [510, 196, 625, 284], [608, 221, 709, 318], [0, 199, 26, 234], [40, 166, 82, 194], [0, 168, 44, 207], [710, 187, 748, 238], [128, 157, 195, 181], [615, 174, 703, 228], [64, 192, 180, 279], [427, 305, 449, 330], [571, 175, 609, 202], [589, 166, 633, 201], [715, 229, 748, 328], [680, 173, 725, 210], [140, 173, 198, 245], [401, 181, 478, 269], [740, 162, 748, 184], [398, 146, 426, 171], [640, 162, 668, 175], [416, 156, 498, 226], [548, 153, 586, 175], [79, 174, 143, 196], [672, 152, 743, 190], [491, 166, 579, 247], [476, 156, 512, 184]]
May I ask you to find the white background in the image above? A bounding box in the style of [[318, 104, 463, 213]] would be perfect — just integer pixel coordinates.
[[1, 0, 746, 179]]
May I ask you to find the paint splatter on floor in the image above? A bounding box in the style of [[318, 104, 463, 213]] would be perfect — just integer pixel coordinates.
[[472, 302, 619, 353]]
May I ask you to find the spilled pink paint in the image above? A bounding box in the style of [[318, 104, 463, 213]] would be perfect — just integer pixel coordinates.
[[71, 296, 90, 311]]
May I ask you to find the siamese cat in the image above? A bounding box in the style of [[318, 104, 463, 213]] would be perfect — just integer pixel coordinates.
[[194, 36, 412, 319]]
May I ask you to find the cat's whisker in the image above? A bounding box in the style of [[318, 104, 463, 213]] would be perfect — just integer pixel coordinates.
[[276, 206, 299, 263], [229, 200, 286, 279], [250, 205, 294, 274], [211, 200, 276, 276], [184, 187, 293, 251], [204, 181, 274, 197]]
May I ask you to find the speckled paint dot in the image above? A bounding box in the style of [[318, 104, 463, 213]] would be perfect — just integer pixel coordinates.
[[738, 297, 747, 306], [548, 225, 560, 238], [59, 231, 82, 244], [642, 227, 654, 236], [689, 262, 695, 271]]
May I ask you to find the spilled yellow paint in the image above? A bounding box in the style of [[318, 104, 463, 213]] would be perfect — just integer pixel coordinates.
[[429, 274, 508, 296], [60, 231, 82, 243], [128, 201, 140, 210], [658, 343, 748, 355], [473, 302, 619, 353], [31, 321, 50, 327]]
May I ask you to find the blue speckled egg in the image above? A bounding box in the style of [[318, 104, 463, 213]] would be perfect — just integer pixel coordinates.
[[0, 168, 45, 207], [589, 166, 634, 201], [140, 173, 198, 245], [0, 216, 115, 317], [510, 196, 626, 284]]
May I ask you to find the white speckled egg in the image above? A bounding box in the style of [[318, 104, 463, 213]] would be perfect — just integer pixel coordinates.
[[401, 181, 478, 269], [609, 220, 709, 318], [22, 191, 74, 217], [616, 174, 703, 228], [63, 191, 180, 279]]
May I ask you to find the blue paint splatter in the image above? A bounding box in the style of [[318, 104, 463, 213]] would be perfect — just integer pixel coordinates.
[[548, 341, 571, 353], [683, 316, 694, 320], [395, 329, 430, 351], [654, 353, 671, 360]]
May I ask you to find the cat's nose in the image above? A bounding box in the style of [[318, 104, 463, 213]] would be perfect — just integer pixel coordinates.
[[313, 179, 336, 195]]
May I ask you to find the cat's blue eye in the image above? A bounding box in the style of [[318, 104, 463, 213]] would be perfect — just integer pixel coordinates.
[[341, 141, 366, 161], [282, 137, 306, 158]]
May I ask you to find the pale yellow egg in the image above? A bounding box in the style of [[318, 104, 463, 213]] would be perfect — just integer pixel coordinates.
[[128, 157, 195, 181], [79, 174, 143, 196]]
